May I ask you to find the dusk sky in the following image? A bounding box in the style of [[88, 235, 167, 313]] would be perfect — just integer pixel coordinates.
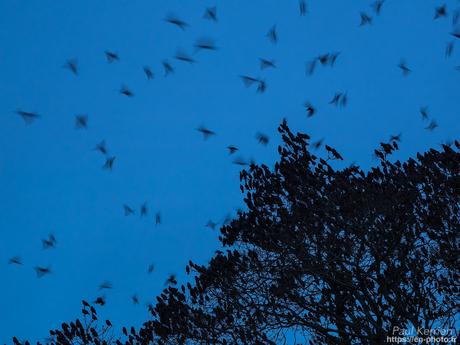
[[0, 0, 459, 342]]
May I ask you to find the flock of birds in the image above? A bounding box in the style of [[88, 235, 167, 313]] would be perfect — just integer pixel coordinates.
[[5, 0, 460, 335]]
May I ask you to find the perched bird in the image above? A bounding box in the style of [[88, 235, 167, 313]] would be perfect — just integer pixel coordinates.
[[105, 50, 119, 63], [420, 106, 429, 121], [227, 146, 239, 155], [256, 132, 269, 146], [131, 294, 139, 305], [147, 263, 155, 274], [42, 234, 57, 249], [194, 38, 218, 51], [123, 205, 135, 216], [259, 58, 276, 69], [165, 15, 189, 30], [304, 102, 316, 117], [445, 41, 454, 58], [425, 120, 438, 131], [75, 115, 88, 129], [120, 85, 134, 97], [165, 274, 177, 286], [434, 4, 447, 19], [398, 60, 411, 76], [155, 212, 161, 225], [34, 266, 51, 278], [196, 126, 216, 140], [94, 140, 108, 155], [203, 6, 217, 21], [162, 60, 174, 76], [143, 66, 154, 80], [360, 12, 373, 26], [63, 59, 78, 75], [299, 0, 307, 16], [140, 202, 148, 217], [99, 281, 112, 290], [8, 256, 23, 265], [372, 0, 385, 15], [266, 25, 278, 44], [16, 109, 40, 125], [103, 156, 115, 171]]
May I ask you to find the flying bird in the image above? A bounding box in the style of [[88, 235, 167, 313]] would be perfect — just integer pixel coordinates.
[[372, 0, 385, 15], [16, 109, 40, 125], [94, 140, 108, 155], [259, 58, 276, 69], [329, 92, 347, 107], [206, 220, 217, 230], [123, 205, 135, 216], [165, 15, 189, 30], [75, 115, 88, 129], [174, 51, 196, 64], [165, 274, 177, 286], [360, 12, 373, 26], [203, 7, 217, 21], [420, 106, 429, 121], [105, 50, 119, 63], [143, 66, 154, 80], [94, 296, 106, 306], [120, 85, 134, 97], [398, 60, 411, 76], [451, 29, 460, 39], [306, 59, 317, 76], [390, 133, 402, 142], [42, 234, 57, 249], [103, 156, 115, 171], [434, 4, 447, 19], [155, 212, 161, 225], [304, 102, 316, 117], [256, 132, 269, 146], [257, 80, 267, 93], [232, 157, 248, 166], [194, 38, 218, 51], [140, 202, 148, 217], [227, 146, 239, 154], [147, 264, 155, 274], [196, 126, 216, 140], [63, 59, 78, 75], [299, 0, 307, 16], [445, 41, 454, 58], [266, 25, 278, 44], [131, 294, 139, 305], [99, 281, 113, 290], [425, 120, 438, 131], [240, 75, 260, 87], [312, 138, 324, 150], [34, 266, 51, 278], [8, 256, 23, 265], [162, 60, 174, 76]]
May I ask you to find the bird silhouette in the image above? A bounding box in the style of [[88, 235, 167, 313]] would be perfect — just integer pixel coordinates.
[[203, 7, 217, 21], [143, 66, 154, 80], [75, 115, 88, 129], [259, 58, 276, 69], [329, 92, 347, 107], [8, 256, 23, 265], [94, 296, 106, 306], [103, 156, 115, 171], [232, 157, 249, 166], [155, 212, 161, 225], [120, 85, 134, 97], [140, 202, 148, 217], [94, 140, 108, 155], [162, 60, 174, 76], [105, 50, 119, 63], [174, 51, 196, 64], [360, 12, 373, 26], [420, 106, 429, 121], [34, 266, 51, 278], [398, 60, 411, 76], [42, 234, 57, 249], [227, 146, 239, 155], [256, 80, 267, 93], [165, 15, 189, 30], [306, 59, 317, 76], [256, 132, 269, 146], [425, 120, 438, 131], [266, 25, 278, 44], [147, 263, 155, 274], [434, 4, 447, 19], [194, 38, 218, 52], [304, 102, 316, 117], [390, 133, 402, 142], [240, 75, 260, 88], [16, 109, 40, 125], [165, 274, 177, 286], [312, 138, 324, 150], [445, 41, 454, 58], [196, 126, 216, 140], [299, 0, 307, 16], [123, 205, 135, 216], [372, 0, 385, 15], [63, 59, 78, 75], [131, 294, 139, 305], [99, 281, 112, 290], [206, 220, 217, 230]]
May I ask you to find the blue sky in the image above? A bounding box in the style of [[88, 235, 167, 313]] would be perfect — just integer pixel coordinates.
[[0, 0, 459, 342]]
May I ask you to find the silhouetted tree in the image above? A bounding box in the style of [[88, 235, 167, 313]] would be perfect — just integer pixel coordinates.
[[20, 122, 460, 344]]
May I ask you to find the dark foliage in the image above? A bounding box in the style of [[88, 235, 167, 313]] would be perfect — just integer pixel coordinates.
[[21, 122, 460, 344]]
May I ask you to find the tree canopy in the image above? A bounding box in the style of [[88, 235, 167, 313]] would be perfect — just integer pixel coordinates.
[[18, 122, 460, 344]]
